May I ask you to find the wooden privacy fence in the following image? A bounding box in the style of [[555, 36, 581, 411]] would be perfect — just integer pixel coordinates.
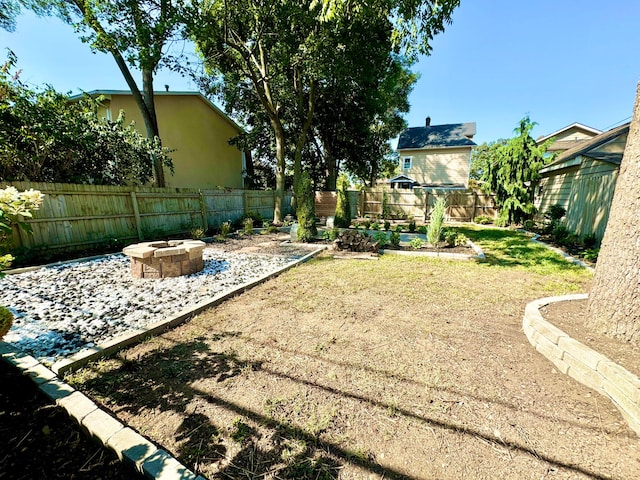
[[4, 181, 293, 253], [316, 188, 497, 222]]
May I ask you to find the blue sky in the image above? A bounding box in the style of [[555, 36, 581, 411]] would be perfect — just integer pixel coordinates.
[[2, 1, 640, 145]]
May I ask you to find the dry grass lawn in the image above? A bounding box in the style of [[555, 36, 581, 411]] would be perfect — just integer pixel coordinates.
[[66, 229, 640, 479]]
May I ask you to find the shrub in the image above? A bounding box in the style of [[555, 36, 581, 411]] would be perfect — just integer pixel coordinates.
[[545, 204, 566, 222], [408, 217, 416, 233], [296, 171, 317, 242], [243, 217, 254, 235], [262, 224, 280, 234], [394, 224, 403, 233], [444, 230, 468, 247], [0, 306, 13, 340], [551, 223, 570, 242], [427, 197, 446, 245], [494, 213, 508, 228], [582, 233, 597, 248], [417, 225, 427, 235], [382, 191, 391, 220], [474, 215, 493, 225], [389, 231, 401, 248], [370, 222, 380, 231], [522, 219, 535, 230], [322, 227, 339, 242], [384, 220, 391, 231], [363, 219, 371, 230], [409, 238, 424, 249], [373, 231, 388, 247], [219, 221, 231, 238], [190, 226, 206, 239], [334, 175, 351, 228]]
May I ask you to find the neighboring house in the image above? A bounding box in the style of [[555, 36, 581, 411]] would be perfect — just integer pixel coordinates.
[[391, 117, 477, 190], [535, 122, 629, 242], [536, 122, 602, 155], [74, 90, 246, 189]]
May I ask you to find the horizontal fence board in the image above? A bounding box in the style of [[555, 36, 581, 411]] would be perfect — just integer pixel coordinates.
[[2, 182, 293, 255]]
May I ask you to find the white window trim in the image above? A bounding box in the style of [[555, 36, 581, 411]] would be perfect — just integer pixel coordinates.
[[402, 156, 412, 170]]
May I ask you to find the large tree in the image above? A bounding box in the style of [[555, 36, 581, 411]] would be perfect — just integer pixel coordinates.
[[189, 0, 459, 222], [27, 0, 185, 186], [586, 83, 640, 341], [481, 116, 549, 225]]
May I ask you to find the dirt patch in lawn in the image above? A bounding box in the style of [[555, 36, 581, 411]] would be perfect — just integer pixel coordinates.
[[65, 235, 639, 480]]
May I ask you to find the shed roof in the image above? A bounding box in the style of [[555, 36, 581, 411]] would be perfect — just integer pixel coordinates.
[[536, 122, 602, 143], [397, 123, 477, 150], [540, 122, 630, 174]]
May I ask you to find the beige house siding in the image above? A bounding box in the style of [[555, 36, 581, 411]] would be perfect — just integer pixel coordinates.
[[101, 94, 244, 189], [537, 159, 618, 242], [398, 147, 471, 186]]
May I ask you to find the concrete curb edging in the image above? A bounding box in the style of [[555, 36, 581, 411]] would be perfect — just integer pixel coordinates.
[[379, 240, 485, 261], [51, 245, 326, 375], [523, 294, 640, 436], [0, 343, 205, 480]]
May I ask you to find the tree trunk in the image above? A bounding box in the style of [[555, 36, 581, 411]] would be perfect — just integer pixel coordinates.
[[272, 120, 286, 224], [586, 82, 640, 341], [141, 68, 165, 187]]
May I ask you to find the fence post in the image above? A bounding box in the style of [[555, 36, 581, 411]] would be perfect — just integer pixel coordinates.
[[472, 192, 478, 222], [130, 191, 143, 240], [198, 191, 209, 232]]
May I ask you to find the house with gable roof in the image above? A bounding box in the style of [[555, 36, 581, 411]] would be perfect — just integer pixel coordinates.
[[73, 90, 247, 189], [535, 122, 629, 242], [391, 117, 477, 190], [536, 122, 602, 155]]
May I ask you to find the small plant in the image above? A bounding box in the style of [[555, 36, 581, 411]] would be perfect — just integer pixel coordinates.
[[417, 225, 427, 235], [362, 219, 371, 230], [322, 227, 339, 242], [0, 306, 13, 340], [394, 224, 403, 233], [522, 219, 535, 231], [230, 418, 253, 443], [474, 215, 493, 225], [220, 221, 231, 238], [551, 223, 570, 243], [444, 230, 468, 247], [389, 231, 401, 248], [427, 197, 446, 246], [382, 191, 391, 220], [243, 217, 254, 235], [384, 220, 391, 231], [370, 222, 380, 231], [409, 238, 425, 249], [190, 226, 206, 239], [582, 248, 600, 262], [262, 224, 280, 234], [373, 231, 388, 247], [494, 214, 508, 228], [408, 216, 416, 233]]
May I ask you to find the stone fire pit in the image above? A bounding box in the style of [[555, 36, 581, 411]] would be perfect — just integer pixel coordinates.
[[123, 239, 206, 279]]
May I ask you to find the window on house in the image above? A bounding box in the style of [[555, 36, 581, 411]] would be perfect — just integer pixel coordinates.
[[402, 157, 412, 169]]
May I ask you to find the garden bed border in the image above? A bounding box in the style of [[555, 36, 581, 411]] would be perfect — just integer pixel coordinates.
[[523, 294, 640, 436]]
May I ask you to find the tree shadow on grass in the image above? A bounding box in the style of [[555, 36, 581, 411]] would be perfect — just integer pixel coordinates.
[[71, 334, 614, 480]]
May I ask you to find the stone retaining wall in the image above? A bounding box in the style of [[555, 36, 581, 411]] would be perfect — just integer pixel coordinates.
[[523, 294, 640, 436]]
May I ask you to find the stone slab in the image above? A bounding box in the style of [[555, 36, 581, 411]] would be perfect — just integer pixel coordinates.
[[57, 391, 99, 421], [107, 427, 158, 470], [23, 362, 57, 385], [153, 246, 186, 258], [142, 449, 198, 480], [123, 246, 156, 259], [39, 378, 75, 401], [82, 409, 125, 443]]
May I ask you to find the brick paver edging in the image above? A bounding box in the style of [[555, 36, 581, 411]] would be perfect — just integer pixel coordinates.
[[0, 342, 206, 480], [523, 294, 640, 436]]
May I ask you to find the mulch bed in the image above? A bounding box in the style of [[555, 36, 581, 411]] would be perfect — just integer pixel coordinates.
[[0, 359, 142, 480]]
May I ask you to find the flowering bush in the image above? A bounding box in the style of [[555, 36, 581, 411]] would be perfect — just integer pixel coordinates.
[[0, 186, 44, 275]]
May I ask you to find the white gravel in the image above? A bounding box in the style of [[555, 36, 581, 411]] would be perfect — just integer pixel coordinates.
[[0, 248, 303, 364]]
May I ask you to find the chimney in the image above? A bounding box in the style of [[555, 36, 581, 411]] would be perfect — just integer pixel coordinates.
[[164, 85, 169, 92], [425, 116, 431, 127]]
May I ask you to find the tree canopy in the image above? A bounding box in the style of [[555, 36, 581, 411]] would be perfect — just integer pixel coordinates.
[[480, 116, 549, 225], [26, 0, 187, 186], [0, 52, 172, 185], [188, 0, 459, 221]]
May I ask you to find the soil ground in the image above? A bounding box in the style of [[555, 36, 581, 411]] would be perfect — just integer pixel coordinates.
[[0, 359, 142, 479], [62, 232, 640, 480]]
